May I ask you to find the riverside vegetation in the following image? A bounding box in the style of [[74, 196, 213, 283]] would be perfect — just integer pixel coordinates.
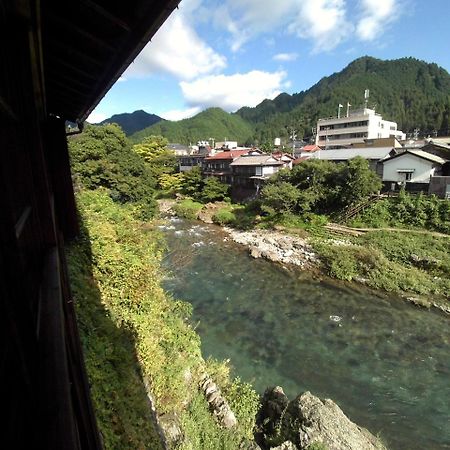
[[170, 158, 450, 306], [67, 123, 448, 449], [68, 125, 259, 449]]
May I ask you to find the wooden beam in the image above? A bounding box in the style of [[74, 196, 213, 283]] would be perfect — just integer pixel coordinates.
[[47, 12, 116, 53], [50, 57, 99, 82], [80, 0, 131, 32], [47, 39, 104, 69]]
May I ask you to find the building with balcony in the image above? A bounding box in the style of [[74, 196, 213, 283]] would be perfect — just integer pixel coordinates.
[[315, 108, 405, 148]]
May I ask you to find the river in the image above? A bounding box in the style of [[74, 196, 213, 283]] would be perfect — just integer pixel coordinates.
[[160, 218, 450, 450]]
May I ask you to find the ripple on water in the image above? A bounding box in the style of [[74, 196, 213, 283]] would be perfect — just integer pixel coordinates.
[[161, 219, 450, 450]]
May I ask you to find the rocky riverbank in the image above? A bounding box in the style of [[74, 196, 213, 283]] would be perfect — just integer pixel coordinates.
[[256, 387, 386, 450], [224, 227, 319, 269]]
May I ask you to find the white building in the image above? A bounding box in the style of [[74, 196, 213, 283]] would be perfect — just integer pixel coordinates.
[[382, 149, 446, 189], [315, 108, 405, 148]]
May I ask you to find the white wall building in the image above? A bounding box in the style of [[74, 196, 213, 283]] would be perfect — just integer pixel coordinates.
[[315, 108, 405, 148], [382, 150, 446, 186]]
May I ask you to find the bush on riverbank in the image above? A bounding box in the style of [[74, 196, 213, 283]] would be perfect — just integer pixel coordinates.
[[315, 231, 450, 298], [173, 198, 204, 219], [212, 206, 236, 225], [349, 190, 450, 233], [67, 189, 259, 449]]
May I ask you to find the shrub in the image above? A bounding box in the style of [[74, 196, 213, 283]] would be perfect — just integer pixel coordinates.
[[212, 207, 236, 225], [173, 199, 203, 219]]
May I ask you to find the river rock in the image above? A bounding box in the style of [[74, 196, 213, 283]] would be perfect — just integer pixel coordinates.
[[256, 387, 386, 450], [225, 229, 318, 269]]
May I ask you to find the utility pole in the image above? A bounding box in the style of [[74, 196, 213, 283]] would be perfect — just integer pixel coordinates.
[[287, 126, 297, 157]]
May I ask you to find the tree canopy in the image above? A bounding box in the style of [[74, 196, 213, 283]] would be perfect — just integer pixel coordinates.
[[68, 123, 157, 217], [261, 157, 382, 216]]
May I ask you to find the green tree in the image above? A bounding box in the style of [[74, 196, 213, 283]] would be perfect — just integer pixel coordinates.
[[68, 124, 157, 216], [338, 157, 382, 207], [201, 177, 230, 202], [181, 167, 204, 198], [261, 181, 301, 215], [133, 135, 177, 178]]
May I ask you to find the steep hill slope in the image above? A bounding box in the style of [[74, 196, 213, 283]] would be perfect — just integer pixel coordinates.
[[101, 110, 162, 135], [129, 107, 254, 144], [236, 56, 450, 143]]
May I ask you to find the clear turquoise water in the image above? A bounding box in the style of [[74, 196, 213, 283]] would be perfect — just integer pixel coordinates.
[[161, 219, 450, 450]]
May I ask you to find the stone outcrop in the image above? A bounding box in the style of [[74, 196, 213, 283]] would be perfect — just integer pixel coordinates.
[[199, 373, 237, 429], [225, 229, 318, 269], [256, 387, 386, 450]]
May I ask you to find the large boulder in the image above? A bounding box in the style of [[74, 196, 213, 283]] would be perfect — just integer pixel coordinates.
[[256, 387, 386, 450]]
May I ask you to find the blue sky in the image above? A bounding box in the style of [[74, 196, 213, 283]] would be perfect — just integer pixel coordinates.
[[88, 0, 450, 123]]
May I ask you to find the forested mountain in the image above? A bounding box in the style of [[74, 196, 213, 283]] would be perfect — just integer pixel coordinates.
[[236, 56, 450, 144], [100, 110, 162, 135], [118, 57, 450, 145], [129, 107, 254, 144]]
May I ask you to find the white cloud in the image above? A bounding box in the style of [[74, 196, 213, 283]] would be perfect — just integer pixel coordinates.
[[289, 0, 350, 52], [86, 111, 107, 123], [160, 106, 202, 121], [356, 0, 398, 41], [273, 52, 298, 62], [180, 70, 288, 112], [124, 9, 226, 80], [213, 0, 349, 53]]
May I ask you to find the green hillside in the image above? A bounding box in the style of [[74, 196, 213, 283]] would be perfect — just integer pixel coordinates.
[[237, 56, 450, 143], [130, 107, 254, 145], [101, 110, 162, 135]]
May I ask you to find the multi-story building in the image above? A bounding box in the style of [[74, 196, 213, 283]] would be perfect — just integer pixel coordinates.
[[315, 108, 405, 148]]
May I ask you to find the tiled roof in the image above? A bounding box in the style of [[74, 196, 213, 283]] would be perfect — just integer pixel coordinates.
[[383, 149, 447, 165], [230, 155, 284, 166], [205, 150, 249, 160], [302, 145, 320, 152], [311, 147, 395, 160]]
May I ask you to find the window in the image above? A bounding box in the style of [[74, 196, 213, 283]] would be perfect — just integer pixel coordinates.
[[405, 172, 412, 181]]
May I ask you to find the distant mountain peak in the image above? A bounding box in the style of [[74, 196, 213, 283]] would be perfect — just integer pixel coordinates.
[[100, 110, 162, 135]]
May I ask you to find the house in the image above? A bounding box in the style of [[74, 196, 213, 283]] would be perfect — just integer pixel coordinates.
[[381, 149, 447, 192], [316, 107, 405, 148], [178, 155, 206, 172], [310, 147, 397, 177], [203, 149, 253, 183], [168, 143, 190, 156], [230, 153, 287, 191]]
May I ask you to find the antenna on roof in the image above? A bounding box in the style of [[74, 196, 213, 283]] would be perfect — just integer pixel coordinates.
[[364, 89, 370, 109]]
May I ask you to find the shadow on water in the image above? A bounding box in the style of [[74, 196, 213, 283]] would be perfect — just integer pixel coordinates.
[[161, 218, 450, 450], [66, 219, 164, 450]]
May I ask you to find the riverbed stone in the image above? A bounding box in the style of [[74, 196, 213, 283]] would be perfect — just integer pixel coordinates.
[[225, 229, 318, 269], [256, 388, 386, 450]]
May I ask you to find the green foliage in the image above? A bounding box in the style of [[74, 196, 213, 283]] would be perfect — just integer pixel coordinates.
[[180, 167, 204, 198], [200, 177, 230, 202], [261, 158, 380, 216], [314, 231, 450, 296], [173, 199, 204, 219], [350, 191, 450, 233], [67, 190, 259, 449], [68, 123, 157, 216], [178, 169, 230, 203], [308, 443, 329, 450], [133, 135, 178, 180], [261, 181, 302, 215], [130, 107, 254, 145], [158, 172, 185, 195], [212, 207, 236, 225]]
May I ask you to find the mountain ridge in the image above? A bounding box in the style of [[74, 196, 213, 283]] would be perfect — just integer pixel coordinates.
[[110, 56, 450, 144], [100, 110, 162, 135]]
